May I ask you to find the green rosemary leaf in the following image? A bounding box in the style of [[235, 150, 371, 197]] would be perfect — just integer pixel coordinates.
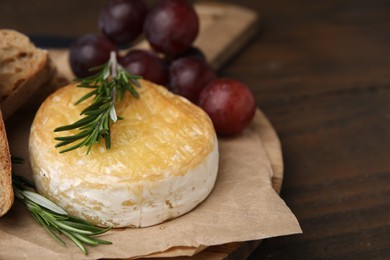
[[61, 230, 88, 255], [72, 233, 99, 246], [101, 62, 110, 80], [75, 89, 99, 105], [130, 77, 142, 88], [78, 115, 104, 131], [42, 224, 66, 246], [26, 200, 43, 214], [29, 207, 49, 227], [90, 227, 112, 236], [54, 130, 91, 142], [54, 220, 94, 235], [90, 237, 113, 245], [88, 63, 106, 73], [40, 211, 61, 227], [77, 84, 98, 89], [83, 108, 107, 116], [117, 86, 124, 101], [66, 215, 98, 226], [55, 138, 83, 148], [105, 130, 111, 149], [103, 113, 110, 130], [54, 115, 97, 132], [85, 141, 96, 155], [23, 190, 68, 215], [80, 100, 105, 115], [58, 140, 87, 154], [58, 221, 109, 234], [125, 83, 140, 98], [120, 72, 129, 82]]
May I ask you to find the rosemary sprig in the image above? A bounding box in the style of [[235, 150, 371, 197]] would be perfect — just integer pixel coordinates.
[[54, 51, 142, 154], [11, 157, 112, 255]]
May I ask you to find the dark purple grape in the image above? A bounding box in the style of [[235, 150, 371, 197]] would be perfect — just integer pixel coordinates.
[[174, 46, 206, 61], [120, 49, 168, 85], [69, 33, 116, 78], [144, 0, 199, 55], [169, 57, 216, 103], [98, 0, 148, 45], [198, 79, 256, 136]]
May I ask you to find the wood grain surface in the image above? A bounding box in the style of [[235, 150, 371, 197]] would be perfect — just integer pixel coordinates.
[[1, 0, 390, 259], [237, 0, 390, 259]]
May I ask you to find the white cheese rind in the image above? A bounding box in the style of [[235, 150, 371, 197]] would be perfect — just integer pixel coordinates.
[[30, 138, 218, 228], [29, 81, 218, 228]]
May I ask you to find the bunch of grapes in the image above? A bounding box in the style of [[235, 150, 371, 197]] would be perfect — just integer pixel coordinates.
[[69, 0, 256, 136]]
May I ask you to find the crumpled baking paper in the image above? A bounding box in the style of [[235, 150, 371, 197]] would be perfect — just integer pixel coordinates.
[[0, 110, 301, 259]]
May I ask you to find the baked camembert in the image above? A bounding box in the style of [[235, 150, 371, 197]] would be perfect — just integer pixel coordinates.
[[29, 79, 218, 228]]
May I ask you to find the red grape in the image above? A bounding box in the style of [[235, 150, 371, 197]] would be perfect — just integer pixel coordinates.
[[174, 46, 206, 61], [169, 57, 216, 103], [120, 49, 168, 85], [69, 33, 116, 78], [98, 0, 148, 45], [198, 79, 256, 136], [144, 0, 199, 55]]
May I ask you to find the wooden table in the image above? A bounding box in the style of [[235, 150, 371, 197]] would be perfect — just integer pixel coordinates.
[[1, 0, 389, 259], [241, 0, 390, 259]]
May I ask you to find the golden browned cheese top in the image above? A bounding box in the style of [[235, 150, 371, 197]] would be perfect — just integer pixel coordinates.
[[30, 80, 215, 182]]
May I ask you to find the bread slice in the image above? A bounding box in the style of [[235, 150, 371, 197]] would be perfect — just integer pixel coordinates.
[[0, 109, 13, 217], [0, 29, 56, 120]]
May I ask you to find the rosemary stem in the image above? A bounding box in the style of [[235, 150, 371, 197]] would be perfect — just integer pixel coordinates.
[[109, 51, 118, 78], [12, 174, 112, 255]]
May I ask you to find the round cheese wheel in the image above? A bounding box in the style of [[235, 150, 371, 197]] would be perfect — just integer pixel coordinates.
[[29, 80, 218, 228]]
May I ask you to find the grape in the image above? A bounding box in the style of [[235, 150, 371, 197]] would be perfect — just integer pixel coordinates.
[[120, 49, 168, 85], [198, 79, 256, 136], [169, 57, 216, 103], [98, 0, 148, 45], [164, 47, 206, 76], [69, 33, 116, 78], [174, 46, 206, 61], [144, 0, 199, 55]]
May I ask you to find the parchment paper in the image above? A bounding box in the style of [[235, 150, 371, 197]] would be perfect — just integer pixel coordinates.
[[0, 110, 301, 259]]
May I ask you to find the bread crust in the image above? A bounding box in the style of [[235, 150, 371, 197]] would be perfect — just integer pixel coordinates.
[[0, 109, 13, 217]]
